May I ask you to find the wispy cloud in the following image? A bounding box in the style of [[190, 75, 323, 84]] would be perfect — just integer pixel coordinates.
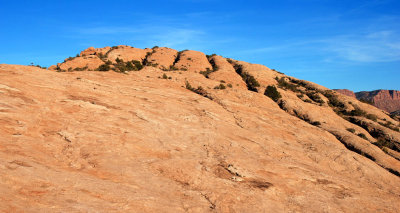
[[323, 30, 400, 62], [240, 30, 400, 63]]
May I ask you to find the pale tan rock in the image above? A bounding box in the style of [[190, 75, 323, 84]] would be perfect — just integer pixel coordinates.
[[80, 47, 96, 56], [106, 45, 151, 63], [207, 55, 247, 89], [145, 47, 178, 70], [1, 46, 400, 213], [174, 50, 212, 72], [58, 55, 104, 71]]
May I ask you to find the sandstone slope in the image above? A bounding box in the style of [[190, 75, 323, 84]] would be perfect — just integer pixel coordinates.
[[1, 46, 400, 212]]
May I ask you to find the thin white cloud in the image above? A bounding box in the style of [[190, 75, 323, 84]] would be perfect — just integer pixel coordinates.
[[324, 31, 400, 62], [240, 30, 400, 63]]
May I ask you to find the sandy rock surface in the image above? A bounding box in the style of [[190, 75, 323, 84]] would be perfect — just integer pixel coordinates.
[[0, 48, 400, 212]]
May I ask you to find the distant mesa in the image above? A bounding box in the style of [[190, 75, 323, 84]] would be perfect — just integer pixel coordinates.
[[335, 89, 400, 113]]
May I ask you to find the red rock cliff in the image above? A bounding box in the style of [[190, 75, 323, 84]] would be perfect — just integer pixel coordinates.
[[356, 90, 400, 113]]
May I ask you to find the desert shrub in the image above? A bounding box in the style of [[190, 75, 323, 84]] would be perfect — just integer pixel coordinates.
[[114, 59, 142, 72], [297, 94, 304, 99], [234, 64, 260, 92], [169, 65, 179, 71], [208, 58, 219, 72], [311, 121, 321, 126], [132, 60, 143, 70], [162, 74, 168, 79], [264, 85, 281, 102], [73, 66, 88, 71], [379, 121, 400, 132], [200, 68, 213, 78], [366, 114, 378, 122], [152, 46, 159, 49], [306, 91, 324, 104], [214, 84, 226, 90], [357, 133, 368, 140], [185, 81, 212, 100], [374, 138, 400, 152], [126, 61, 135, 70], [346, 128, 356, 133], [97, 53, 107, 60], [322, 91, 345, 108], [115, 57, 123, 64], [349, 108, 367, 117], [304, 99, 312, 103], [277, 77, 299, 92], [227, 83, 232, 88], [96, 64, 111, 71]]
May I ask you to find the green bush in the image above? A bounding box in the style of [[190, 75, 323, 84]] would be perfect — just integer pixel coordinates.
[[234, 65, 260, 92], [185, 81, 212, 100], [366, 114, 378, 122], [115, 57, 123, 63], [214, 84, 226, 90], [357, 133, 368, 140], [96, 64, 111, 71], [200, 68, 213, 78], [162, 74, 168, 79], [311, 121, 321, 126], [169, 65, 179, 71], [322, 91, 345, 108], [73, 66, 88, 71], [114, 60, 143, 72], [264, 85, 281, 102], [276, 77, 299, 92], [306, 91, 324, 104], [346, 128, 356, 133]]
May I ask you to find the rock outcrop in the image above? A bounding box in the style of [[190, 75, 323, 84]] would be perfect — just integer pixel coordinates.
[[335, 89, 400, 113], [356, 90, 400, 113], [0, 46, 400, 212], [334, 89, 356, 98]]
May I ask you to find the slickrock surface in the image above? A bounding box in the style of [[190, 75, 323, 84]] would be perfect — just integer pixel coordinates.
[[58, 55, 104, 71], [0, 46, 400, 212], [174, 50, 212, 72], [145, 47, 178, 70], [105, 45, 151, 62]]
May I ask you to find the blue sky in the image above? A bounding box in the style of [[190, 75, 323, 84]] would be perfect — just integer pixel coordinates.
[[0, 0, 399, 91]]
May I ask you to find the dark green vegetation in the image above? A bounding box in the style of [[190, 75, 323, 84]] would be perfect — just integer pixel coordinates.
[[264, 86, 281, 102], [96, 64, 111, 71], [214, 84, 226, 90], [185, 81, 212, 100], [233, 64, 260, 92], [96, 58, 144, 72], [200, 57, 219, 78]]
